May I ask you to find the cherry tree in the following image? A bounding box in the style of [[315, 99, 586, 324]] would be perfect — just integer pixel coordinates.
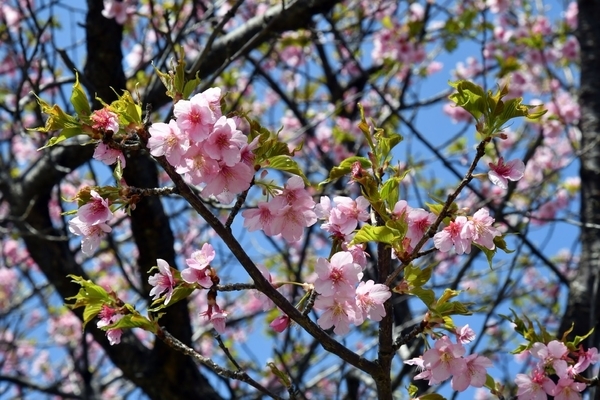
[[0, 0, 597, 399]]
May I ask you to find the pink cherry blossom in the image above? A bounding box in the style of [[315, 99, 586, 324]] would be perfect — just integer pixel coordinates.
[[281, 176, 315, 210], [392, 199, 409, 219], [202, 161, 254, 204], [422, 336, 467, 382], [355, 280, 391, 321], [147, 120, 190, 167], [181, 243, 215, 288], [433, 216, 472, 255], [102, 0, 136, 25], [270, 315, 290, 333], [573, 346, 599, 373], [148, 259, 176, 305], [176, 143, 219, 185], [77, 190, 112, 226], [515, 369, 556, 400], [242, 198, 283, 237], [406, 207, 436, 244], [201, 87, 223, 117], [450, 353, 492, 392], [174, 93, 217, 142], [314, 251, 363, 298], [314, 295, 361, 335], [488, 157, 525, 189], [270, 201, 317, 242], [203, 116, 247, 166], [90, 107, 119, 133], [68, 216, 112, 256], [404, 356, 438, 385], [552, 377, 585, 400], [456, 324, 476, 344], [462, 208, 501, 250], [97, 305, 123, 345], [93, 142, 127, 168], [200, 303, 228, 333]]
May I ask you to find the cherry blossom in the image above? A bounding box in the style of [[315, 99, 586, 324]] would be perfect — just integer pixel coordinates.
[[181, 243, 215, 288], [515, 368, 556, 400], [270, 315, 290, 333], [314, 295, 362, 335], [77, 190, 112, 226], [451, 353, 492, 392], [456, 324, 476, 344], [462, 208, 501, 250], [148, 259, 176, 305], [281, 176, 316, 210], [203, 116, 246, 166], [422, 336, 467, 382], [147, 119, 190, 167], [242, 198, 284, 237], [573, 346, 599, 373], [313, 251, 362, 298], [102, 0, 136, 25], [176, 143, 219, 185], [68, 216, 112, 256], [174, 93, 218, 142], [202, 161, 254, 204], [488, 157, 525, 189], [90, 107, 119, 133], [93, 142, 127, 168], [201, 303, 228, 333], [433, 216, 472, 255], [552, 378, 585, 400], [354, 280, 391, 321], [406, 207, 436, 244], [97, 305, 123, 346], [270, 202, 317, 242]]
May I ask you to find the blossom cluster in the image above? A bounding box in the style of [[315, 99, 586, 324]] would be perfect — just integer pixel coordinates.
[[242, 176, 317, 242], [392, 200, 436, 252], [515, 340, 599, 400], [68, 190, 113, 256], [147, 87, 255, 204], [405, 327, 492, 392], [97, 304, 124, 345], [433, 208, 501, 255], [147, 244, 228, 333], [89, 107, 127, 167], [312, 251, 391, 335]]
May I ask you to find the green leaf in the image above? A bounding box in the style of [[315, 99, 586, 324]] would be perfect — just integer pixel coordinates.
[[351, 225, 397, 246], [419, 394, 446, 400], [376, 132, 403, 162], [448, 80, 485, 120], [152, 62, 176, 99], [149, 285, 195, 312], [70, 72, 91, 118], [267, 362, 292, 388], [320, 156, 372, 186], [473, 243, 496, 269], [494, 235, 514, 253], [182, 72, 201, 100], [404, 264, 433, 288], [484, 374, 496, 391], [38, 127, 84, 150], [380, 177, 400, 208], [411, 287, 435, 307], [265, 155, 309, 185], [108, 90, 142, 125], [65, 275, 110, 328], [571, 328, 594, 348], [104, 313, 157, 334]]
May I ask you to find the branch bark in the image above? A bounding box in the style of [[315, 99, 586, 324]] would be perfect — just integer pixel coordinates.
[[560, 3, 600, 400]]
